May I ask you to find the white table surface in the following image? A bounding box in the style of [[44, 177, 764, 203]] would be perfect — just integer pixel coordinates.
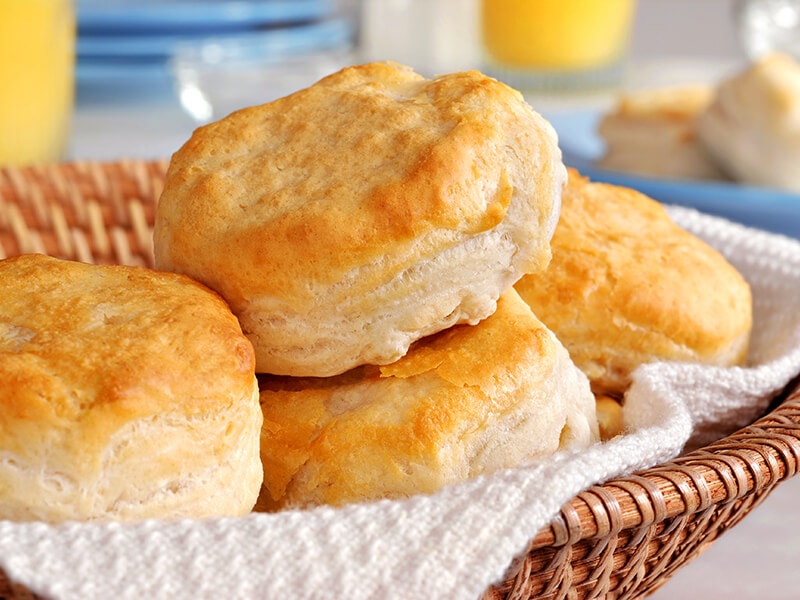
[[67, 59, 800, 600]]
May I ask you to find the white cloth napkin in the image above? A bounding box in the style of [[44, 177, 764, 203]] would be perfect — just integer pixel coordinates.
[[2, 207, 800, 600]]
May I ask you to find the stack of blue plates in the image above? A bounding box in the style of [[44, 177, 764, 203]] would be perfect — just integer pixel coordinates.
[[76, 0, 355, 101]]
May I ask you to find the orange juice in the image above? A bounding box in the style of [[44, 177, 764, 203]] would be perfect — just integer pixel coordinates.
[[0, 0, 75, 166], [482, 0, 636, 71]]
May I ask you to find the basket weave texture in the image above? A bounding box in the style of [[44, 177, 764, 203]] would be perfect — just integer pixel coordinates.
[[1, 160, 799, 600]]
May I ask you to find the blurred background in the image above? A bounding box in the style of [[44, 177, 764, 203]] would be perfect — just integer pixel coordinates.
[[64, 0, 759, 160], [72, 0, 749, 104], [7, 0, 800, 164], [5, 1, 799, 231]]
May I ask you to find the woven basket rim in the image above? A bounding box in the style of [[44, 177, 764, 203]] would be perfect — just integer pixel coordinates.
[[2, 159, 799, 600], [531, 377, 800, 549]]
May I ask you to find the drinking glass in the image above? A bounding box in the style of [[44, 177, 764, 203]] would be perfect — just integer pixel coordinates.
[[0, 0, 75, 166], [481, 0, 638, 91], [734, 0, 800, 58]]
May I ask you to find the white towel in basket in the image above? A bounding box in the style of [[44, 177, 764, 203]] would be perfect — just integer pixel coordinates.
[[1, 207, 800, 600]]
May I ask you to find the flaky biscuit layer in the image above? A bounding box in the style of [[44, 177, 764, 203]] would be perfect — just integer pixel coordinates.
[[256, 290, 598, 510], [155, 62, 565, 376]]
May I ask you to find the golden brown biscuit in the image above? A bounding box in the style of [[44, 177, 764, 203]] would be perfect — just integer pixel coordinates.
[[696, 53, 800, 191], [597, 84, 727, 180], [514, 170, 752, 397], [255, 289, 598, 511], [154, 61, 566, 377], [0, 254, 262, 522], [595, 395, 624, 441]]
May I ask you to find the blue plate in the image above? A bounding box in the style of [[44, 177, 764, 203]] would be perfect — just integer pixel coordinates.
[[77, 0, 329, 33], [543, 109, 800, 240], [76, 58, 175, 105], [78, 17, 354, 59], [78, 59, 166, 81]]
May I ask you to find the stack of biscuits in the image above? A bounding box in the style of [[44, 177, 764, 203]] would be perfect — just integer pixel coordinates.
[[154, 62, 601, 510], [0, 62, 753, 520]]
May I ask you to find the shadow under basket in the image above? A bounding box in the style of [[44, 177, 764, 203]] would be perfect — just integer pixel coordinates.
[[1, 160, 800, 599]]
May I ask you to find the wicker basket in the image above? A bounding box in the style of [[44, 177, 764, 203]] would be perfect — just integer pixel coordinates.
[[1, 160, 799, 600]]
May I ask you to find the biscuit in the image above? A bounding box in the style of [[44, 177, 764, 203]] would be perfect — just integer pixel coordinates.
[[514, 170, 752, 397], [597, 84, 727, 180], [0, 254, 262, 522], [255, 289, 598, 510], [696, 53, 800, 191], [154, 62, 566, 376]]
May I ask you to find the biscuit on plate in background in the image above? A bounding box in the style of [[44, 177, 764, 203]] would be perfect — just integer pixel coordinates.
[[697, 52, 800, 192], [597, 84, 727, 181]]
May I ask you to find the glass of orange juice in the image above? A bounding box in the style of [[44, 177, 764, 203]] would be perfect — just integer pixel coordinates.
[[0, 0, 75, 166], [481, 0, 637, 91]]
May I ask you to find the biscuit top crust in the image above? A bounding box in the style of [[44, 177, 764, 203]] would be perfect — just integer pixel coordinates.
[[155, 62, 560, 307], [0, 254, 255, 462], [515, 170, 752, 393]]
